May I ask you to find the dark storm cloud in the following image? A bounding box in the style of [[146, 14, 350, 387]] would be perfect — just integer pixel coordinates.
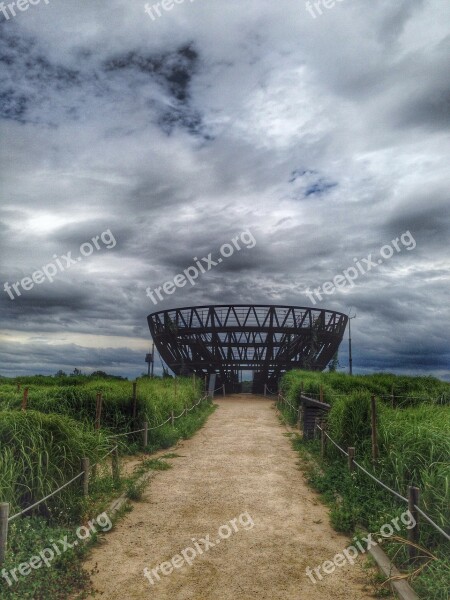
[[0, 20, 204, 135]]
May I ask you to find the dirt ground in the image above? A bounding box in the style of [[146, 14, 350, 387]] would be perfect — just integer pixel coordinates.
[[84, 395, 376, 599]]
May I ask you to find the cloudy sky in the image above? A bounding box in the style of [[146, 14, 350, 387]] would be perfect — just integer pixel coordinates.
[[0, 0, 449, 380]]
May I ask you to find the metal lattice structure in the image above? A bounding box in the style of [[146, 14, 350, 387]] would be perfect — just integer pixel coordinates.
[[148, 305, 348, 393]]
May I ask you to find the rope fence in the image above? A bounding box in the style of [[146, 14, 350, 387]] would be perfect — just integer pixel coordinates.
[[319, 426, 349, 457], [7, 472, 86, 522], [99, 444, 120, 463], [313, 425, 450, 544], [414, 505, 450, 542], [277, 392, 450, 553], [0, 390, 210, 563]]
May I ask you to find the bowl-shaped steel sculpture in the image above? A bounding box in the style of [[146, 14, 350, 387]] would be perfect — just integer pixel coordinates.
[[148, 305, 348, 393]]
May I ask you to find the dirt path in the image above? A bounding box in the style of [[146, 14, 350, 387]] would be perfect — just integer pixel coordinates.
[[84, 396, 375, 599]]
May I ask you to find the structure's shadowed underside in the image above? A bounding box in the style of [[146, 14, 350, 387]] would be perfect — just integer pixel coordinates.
[[148, 305, 348, 393]]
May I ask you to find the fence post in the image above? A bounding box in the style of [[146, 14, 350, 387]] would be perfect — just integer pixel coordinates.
[[142, 422, 148, 449], [371, 395, 379, 464], [0, 503, 9, 565], [95, 393, 103, 430], [17, 382, 21, 391], [132, 382, 137, 421], [171, 410, 175, 426], [408, 486, 420, 563], [314, 417, 320, 440], [81, 458, 90, 496], [301, 382, 304, 398], [391, 384, 395, 408], [320, 385, 324, 403], [222, 384, 226, 397], [348, 447, 355, 472], [22, 387, 29, 411], [112, 447, 120, 485], [321, 424, 327, 458], [297, 404, 302, 430]]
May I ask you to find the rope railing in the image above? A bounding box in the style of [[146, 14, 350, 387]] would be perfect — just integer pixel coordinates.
[[8, 471, 85, 522], [5, 395, 208, 526], [148, 416, 173, 430], [109, 395, 207, 437], [0, 388, 212, 564], [352, 459, 407, 503], [314, 424, 449, 542], [279, 394, 297, 412], [263, 385, 278, 396], [280, 390, 448, 403], [111, 428, 147, 438], [277, 392, 449, 544], [316, 425, 349, 457], [99, 444, 119, 462], [414, 505, 450, 542]]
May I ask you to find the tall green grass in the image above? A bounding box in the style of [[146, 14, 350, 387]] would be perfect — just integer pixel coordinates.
[[0, 411, 109, 518], [0, 377, 203, 433], [281, 369, 450, 407]]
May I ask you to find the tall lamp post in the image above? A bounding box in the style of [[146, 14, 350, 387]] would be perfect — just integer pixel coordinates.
[[145, 344, 155, 377], [348, 308, 356, 376]]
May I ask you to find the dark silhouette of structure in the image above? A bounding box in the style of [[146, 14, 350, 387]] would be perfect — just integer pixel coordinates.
[[148, 305, 348, 393]]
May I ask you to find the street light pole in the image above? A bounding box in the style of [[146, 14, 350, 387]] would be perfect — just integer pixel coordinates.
[[348, 309, 356, 376]]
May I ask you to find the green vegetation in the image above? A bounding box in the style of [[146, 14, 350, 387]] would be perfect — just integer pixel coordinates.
[[280, 369, 450, 600], [281, 369, 450, 407], [0, 375, 212, 599], [0, 376, 203, 433], [0, 410, 110, 519]]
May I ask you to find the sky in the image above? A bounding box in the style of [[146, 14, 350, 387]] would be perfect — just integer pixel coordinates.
[[0, 0, 449, 380]]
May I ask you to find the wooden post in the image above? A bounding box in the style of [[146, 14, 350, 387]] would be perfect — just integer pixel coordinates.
[[320, 385, 324, 403], [391, 384, 395, 408], [371, 395, 379, 463], [0, 503, 9, 564], [132, 382, 137, 421], [314, 417, 320, 440], [321, 424, 327, 458], [95, 393, 103, 430], [17, 382, 21, 392], [21, 387, 29, 411], [81, 458, 90, 496], [348, 447, 355, 472], [142, 422, 148, 449], [408, 486, 420, 563], [171, 410, 175, 426], [222, 384, 226, 397], [301, 381, 304, 398], [297, 405, 302, 430], [112, 447, 120, 485]]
